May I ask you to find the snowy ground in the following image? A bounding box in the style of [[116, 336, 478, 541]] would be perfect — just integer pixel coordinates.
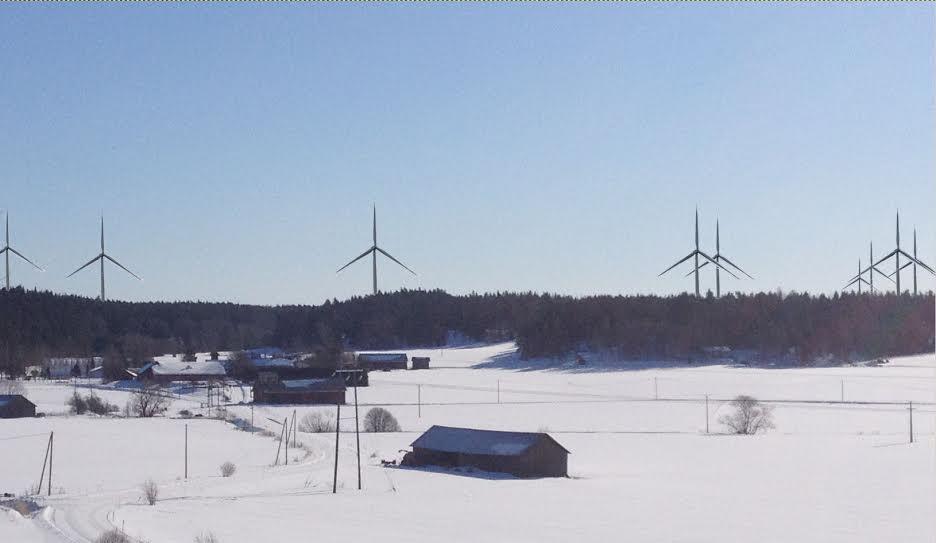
[[2, 343, 934, 542]]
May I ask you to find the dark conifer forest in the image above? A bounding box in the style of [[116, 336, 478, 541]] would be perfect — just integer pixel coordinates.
[[0, 287, 932, 375]]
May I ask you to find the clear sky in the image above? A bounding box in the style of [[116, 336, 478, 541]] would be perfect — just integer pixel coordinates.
[[1, 4, 933, 305]]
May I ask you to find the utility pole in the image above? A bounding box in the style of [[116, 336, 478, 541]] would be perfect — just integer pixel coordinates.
[[47, 431, 53, 496], [284, 417, 289, 465], [353, 376, 361, 490], [418, 384, 422, 418], [909, 401, 914, 444], [333, 402, 341, 494], [38, 432, 52, 495], [497, 380, 500, 404]]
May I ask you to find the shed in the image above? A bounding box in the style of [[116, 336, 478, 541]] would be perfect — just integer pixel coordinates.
[[0, 395, 37, 419], [404, 425, 569, 478], [411, 357, 430, 370], [357, 353, 408, 371], [253, 376, 346, 405]]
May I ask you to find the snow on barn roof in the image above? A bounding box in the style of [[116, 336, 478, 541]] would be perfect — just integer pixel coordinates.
[[150, 359, 226, 376], [411, 426, 570, 457], [281, 377, 345, 390]]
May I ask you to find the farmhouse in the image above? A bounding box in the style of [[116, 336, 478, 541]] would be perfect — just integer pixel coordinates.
[[137, 359, 227, 383], [253, 376, 346, 405], [357, 352, 407, 371], [404, 425, 569, 478], [0, 394, 37, 418]]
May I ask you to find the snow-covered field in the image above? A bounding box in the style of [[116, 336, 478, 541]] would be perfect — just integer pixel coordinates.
[[2, 343, 934, 542]]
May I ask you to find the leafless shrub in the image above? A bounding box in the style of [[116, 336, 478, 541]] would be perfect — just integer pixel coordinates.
[[219, 461, 236, 477], [68, 392, 88, 414], [719, 395, 775, 435], [128, 386, 172, 417], [141, 479, 159, 505], [95, 529, 131, 543], [363, 407, 401, 433], [194, 532, 220, 543], [298, 411, 336, 433]]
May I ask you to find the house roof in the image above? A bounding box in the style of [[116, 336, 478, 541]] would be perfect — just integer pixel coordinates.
[[280, 376, 346, 391], [0, 394, 36, 408], [411, 425, 570, 457], [149, 359, 227, 376]]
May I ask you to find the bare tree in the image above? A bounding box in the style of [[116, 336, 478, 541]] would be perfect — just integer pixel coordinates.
[[95, 529, 131, 543], [363, 407, 401, 433], [194, 532, 220, 543], [298, 412, 336, 433], [719, 395, 775, 435], [128, 386, 172, 418], [219, 461, 236, 477], [141, 479, 159, 505]]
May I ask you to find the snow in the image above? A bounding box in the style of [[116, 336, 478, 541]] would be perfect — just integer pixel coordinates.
[[1, 343, 934, 542]]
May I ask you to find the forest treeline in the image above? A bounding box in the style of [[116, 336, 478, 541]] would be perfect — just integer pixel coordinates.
[[0, 287, 932, 375]]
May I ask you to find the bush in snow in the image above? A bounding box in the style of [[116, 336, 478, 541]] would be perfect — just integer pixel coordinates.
[[298, 411, 336, 433], [219, 461, 236, 477], [194, 532, 220, 543], [95, 529, 131, 543], [141, 479, 159, 505], [128, 386, 172, 418], [719, 395, 775, 435], [85, 394, 119, 415], [363, 407, 401, 433], [68, 392, 88, 415]]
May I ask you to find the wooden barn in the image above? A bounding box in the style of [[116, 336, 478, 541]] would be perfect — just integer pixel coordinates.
[[404, 425, 569, 478], [356, 353, 407, 371], [0, 394, 37, 418], [253, 376, 346, 405], [137, 359, 227, 384]]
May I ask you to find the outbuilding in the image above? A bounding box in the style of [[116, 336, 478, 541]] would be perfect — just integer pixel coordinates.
[[357, 353, 408, 371], [253, 376, 346, 405], [0, 395, 37, 418], [403, 425, 569, 478], [411, 357, 430, 370]]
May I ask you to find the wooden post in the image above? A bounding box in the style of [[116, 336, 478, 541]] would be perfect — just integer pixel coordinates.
[[37, 432, 52, 494], [705, 395, 709, 434], [47, 431, 53, 496], [353, 374, 361, 490], [497, 380, 500, 404], [909, 401, 914, 444], [333, 402, 341, 494], [418, 384, 422, 418], [284, 417, 289, 465], [184, 424, 188, 479], [274, 421, 284, 465]]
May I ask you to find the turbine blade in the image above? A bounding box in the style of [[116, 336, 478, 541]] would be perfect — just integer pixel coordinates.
[[104, 254, 142, 281], [7, 247, 44, 271], [717, 254, 754, 279], [659, 252, 696, 277], [336, 246, 375, 274], [67, 254, 103, 278], [376, 247, 416, 275], [698, 250, 740, 280], [843, 277, 860, 290], [885, 262, 912, 278], [684, 261, 710, 277], [898, 249, 936, 275], [848, 249, 899, 283]]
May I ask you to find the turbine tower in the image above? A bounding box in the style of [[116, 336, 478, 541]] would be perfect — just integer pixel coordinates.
[[684, 219, 753, 297], [0, 212, 44, 289], [850, 212, 934, 295], [888, 227, 924, 295], [660, 208, 738, 297], [336, 205, 415, 295], [67, 217, 141, 301]]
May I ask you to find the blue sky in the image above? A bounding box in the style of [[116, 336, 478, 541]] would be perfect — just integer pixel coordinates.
[[0, 4, 933, 305]]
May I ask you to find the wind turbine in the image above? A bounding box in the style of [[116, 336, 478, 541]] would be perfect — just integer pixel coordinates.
[[660, 209, 738, 297], [1, 212, 44, 289], [887, 227, 927, 295], [850, 212, 934, 295], [843, 259, 872, 293], [336, 205, 415, 295], [67, 217, 141, 301], [684, 219, 752, 297]]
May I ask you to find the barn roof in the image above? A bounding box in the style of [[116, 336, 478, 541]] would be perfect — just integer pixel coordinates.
[[149, 359, 226, 376], [0, 394, 36, 408], [411, 425, 570, 456], [280, 376, 346, 391]]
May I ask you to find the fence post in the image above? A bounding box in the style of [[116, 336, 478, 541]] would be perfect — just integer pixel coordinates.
[[909, 401, 914, 444], [654, 377, 658, 400], [184, 424, 188, 479], [418, 385, 422, 418], [497, 380, 500, 404], [705, 395, 709, 434]]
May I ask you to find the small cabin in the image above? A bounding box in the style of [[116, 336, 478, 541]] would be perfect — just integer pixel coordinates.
[[403, 425, 570, 478], [0, 395, 37, 419]]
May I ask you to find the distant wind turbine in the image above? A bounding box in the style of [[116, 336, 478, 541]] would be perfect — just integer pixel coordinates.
[[67, 217, 141, 301], [843, 259, 872, 293], [849, 212, 934, 295], [887, 227, 926, 295], [336, 205, 415, 295], [684, 219, 752, 297], [660, 209, 738, 297], [1, 212, 44, 289]]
